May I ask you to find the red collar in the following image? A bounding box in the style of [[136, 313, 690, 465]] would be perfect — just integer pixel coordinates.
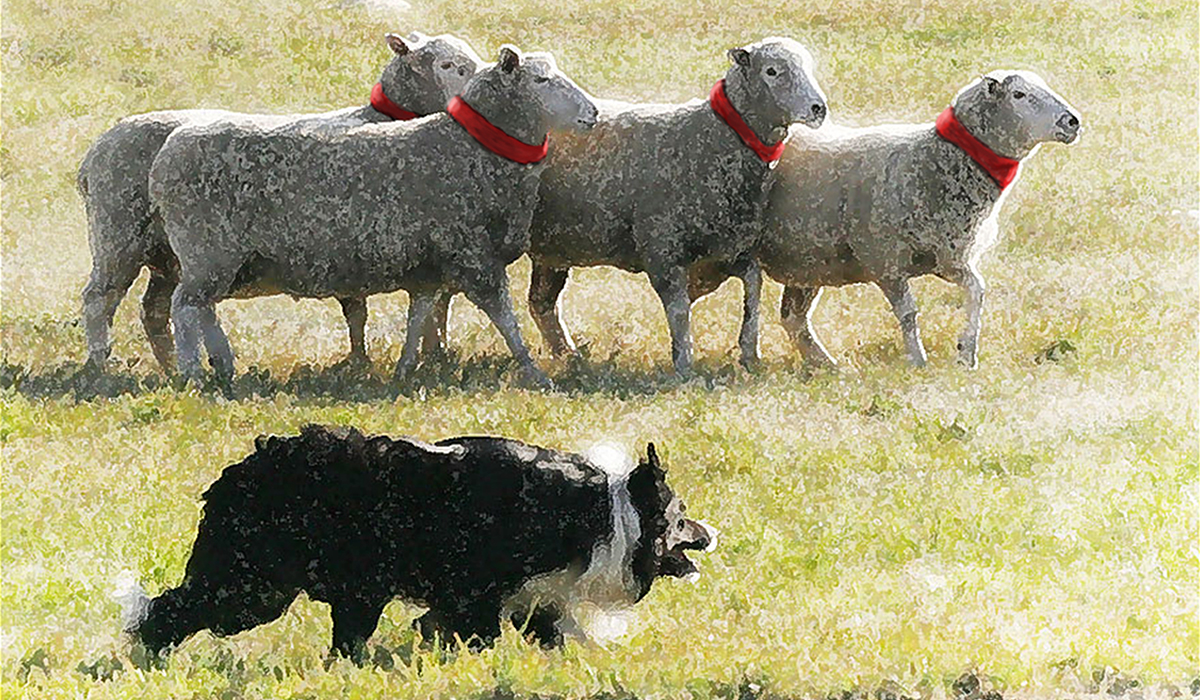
[[370, 83, 418, 121], [446, 96, 549, 164], [935, 106, 1021, 190], [709, 79, 786, 163]]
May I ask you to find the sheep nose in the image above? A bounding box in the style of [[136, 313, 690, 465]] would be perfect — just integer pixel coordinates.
[[809, 102, 826, 126], [1061, 113, 1079, 129]]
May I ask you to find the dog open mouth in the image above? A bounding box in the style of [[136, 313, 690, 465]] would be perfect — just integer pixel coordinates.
[[661, 519, 718, 580]]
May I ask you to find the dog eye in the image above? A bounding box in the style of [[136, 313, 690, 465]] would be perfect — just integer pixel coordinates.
[[1012, 90, 1026, 99], [441, 62, 452, 70]]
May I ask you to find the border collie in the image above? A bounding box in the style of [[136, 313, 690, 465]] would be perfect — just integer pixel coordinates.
[[116, 425, 715, 661]]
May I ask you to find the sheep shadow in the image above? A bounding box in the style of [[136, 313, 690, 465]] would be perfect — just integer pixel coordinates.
[[0, 353, 766, 403]]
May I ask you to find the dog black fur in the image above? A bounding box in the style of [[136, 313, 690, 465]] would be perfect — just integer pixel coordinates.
[[126, 425, 714, 661]]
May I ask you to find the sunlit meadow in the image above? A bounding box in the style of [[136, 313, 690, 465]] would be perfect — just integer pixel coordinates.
[[1, 0, 1197, 697]]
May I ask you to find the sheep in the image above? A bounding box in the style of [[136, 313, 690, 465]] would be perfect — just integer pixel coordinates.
[[745, 70, 1081, 369], [76, 32, 483, 372], [496, 38, 826, 376], [150, 46, 598, 388]]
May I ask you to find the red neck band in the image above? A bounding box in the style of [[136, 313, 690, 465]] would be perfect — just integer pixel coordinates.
[[710, 79, 786, 163], [935, 106, 1021, 190], [446, 96, 549, 164], [370, 83, 419, 121]]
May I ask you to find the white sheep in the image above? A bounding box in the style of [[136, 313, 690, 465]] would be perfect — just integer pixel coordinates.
[[512, 38, 827, 376], [76, 32, 483, 372], [149, 46, 598, 388], [752, 70, 1081, 368]]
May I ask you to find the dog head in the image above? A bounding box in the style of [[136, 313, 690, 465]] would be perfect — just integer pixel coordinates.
[[626, 443, 717, 600]]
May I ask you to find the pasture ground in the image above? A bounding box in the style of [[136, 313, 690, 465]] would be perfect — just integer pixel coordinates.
[[1, 0, 1197, 697]]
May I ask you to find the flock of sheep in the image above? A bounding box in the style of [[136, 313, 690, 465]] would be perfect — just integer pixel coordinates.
[[77, 31, 1081, 387]]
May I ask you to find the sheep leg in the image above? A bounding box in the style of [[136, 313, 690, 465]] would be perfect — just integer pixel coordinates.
[[733, 258, 762, 368], [81, 263, 141, 369], [420, 291, 452, 358], [141, 267, 178, 373], [393, 292, 437, 382], [198, 307, 234, 382], [947, 267, 985, 369], [338, 297, 369, 363], [529, 263, 576, 357], [647, 265, 694, 376], [461, 277, 552, 389], [780, 285, 836, 367], [878, 278, 927, 367], [171, 277, 234, 382]]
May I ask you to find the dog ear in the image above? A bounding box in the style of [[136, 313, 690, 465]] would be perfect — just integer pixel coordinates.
[[645, 442, 662, 471]]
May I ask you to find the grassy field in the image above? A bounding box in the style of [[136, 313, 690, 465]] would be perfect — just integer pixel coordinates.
[[2, 0, 1197, 697]]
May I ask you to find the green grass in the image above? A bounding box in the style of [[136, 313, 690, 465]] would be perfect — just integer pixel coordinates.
[[2, 0, 1197, 697]]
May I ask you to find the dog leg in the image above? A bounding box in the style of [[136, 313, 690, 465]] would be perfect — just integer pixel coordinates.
[[329, 596, 388, 664], [510, 603, 564, 648], [418, 600, 503, 649]]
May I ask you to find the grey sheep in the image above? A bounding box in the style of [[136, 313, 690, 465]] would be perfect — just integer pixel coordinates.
[[462, 38, 828, 376], [77, 32, 483, 372], [150, 46, 599, 388], [747, 70, 1081, 368]]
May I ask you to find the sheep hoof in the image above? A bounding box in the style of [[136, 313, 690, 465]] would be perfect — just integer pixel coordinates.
[[80, 355, 109, 376], [518, 367, 555, 391], [332, 353, 372, 375], [801, 350, 838, 370]]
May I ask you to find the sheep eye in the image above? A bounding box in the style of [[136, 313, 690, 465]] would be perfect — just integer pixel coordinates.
[[766, 67, 777, 77], [440, 62, 452, 70], [1012, 90, 1026, 99], [533, 76, 549, 84]]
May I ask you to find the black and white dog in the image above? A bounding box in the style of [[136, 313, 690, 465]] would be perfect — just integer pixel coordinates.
[[117, 425, 716, 661]]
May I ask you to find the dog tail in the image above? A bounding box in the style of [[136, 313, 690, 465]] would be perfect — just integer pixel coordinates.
[[111, 569, 151, 633]]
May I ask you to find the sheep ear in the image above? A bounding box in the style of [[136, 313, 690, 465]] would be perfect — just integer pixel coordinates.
[[982, 75, 1002, 96], [728, 47, 752, 67], [386, 33, 411, 57], [498, 45, 522, 73]]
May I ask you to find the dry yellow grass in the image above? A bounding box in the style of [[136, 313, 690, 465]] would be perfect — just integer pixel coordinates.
[[1, 0, 1197, 697]]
